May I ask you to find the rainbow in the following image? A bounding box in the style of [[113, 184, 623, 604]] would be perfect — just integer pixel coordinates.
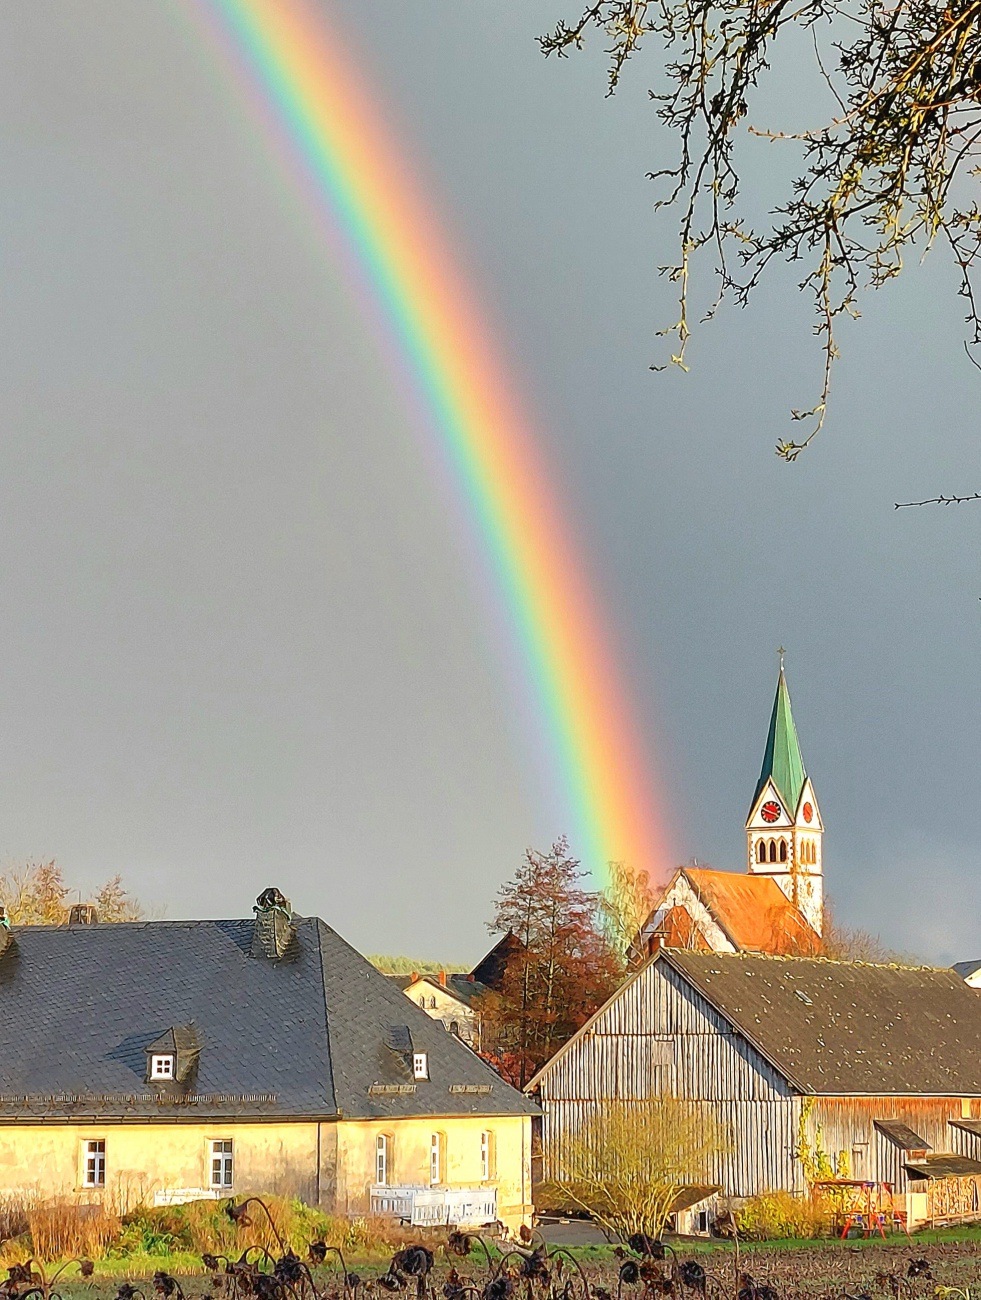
[[180, 0, 671, 882]]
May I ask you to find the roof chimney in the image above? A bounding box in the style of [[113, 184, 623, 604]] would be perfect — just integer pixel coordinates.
[[68, 903, 99, 926], [409, 971, 419, 983], [438, 969, 447, 986], [250, 888, 296, 960]]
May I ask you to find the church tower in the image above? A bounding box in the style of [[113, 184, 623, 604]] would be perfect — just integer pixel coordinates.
[[746, 656, 823, 934]]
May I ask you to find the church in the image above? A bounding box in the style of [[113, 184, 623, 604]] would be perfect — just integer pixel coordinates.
[[637, 658, 825, 956], [529, 664, 981, 1228]]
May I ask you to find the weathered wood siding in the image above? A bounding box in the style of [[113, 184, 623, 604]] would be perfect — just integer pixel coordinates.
[[811, 1099, 981, 1192], [536, 960, 805, 1197]]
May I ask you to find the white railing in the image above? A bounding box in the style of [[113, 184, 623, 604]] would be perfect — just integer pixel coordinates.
[[370, 1186, 497, 1227]]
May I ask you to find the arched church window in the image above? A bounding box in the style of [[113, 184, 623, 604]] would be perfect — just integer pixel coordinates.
[[768, 840, 777, 863], [779, 840, 788, 862], [756, 841, 766, 864]]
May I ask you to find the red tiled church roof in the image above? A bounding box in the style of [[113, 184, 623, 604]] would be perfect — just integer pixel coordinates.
[[650, 867, 822, 956]]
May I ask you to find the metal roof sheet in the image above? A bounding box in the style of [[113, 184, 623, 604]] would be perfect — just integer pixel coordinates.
[[752, 666, 807, 814]]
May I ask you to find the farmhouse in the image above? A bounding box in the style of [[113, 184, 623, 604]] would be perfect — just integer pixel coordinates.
[[387, 932, 525, 1050], [389, 970, 487, 1049], [529, 948, 981, 1229], [0, 890, 535, 1230], [638, 661, 823, 957]]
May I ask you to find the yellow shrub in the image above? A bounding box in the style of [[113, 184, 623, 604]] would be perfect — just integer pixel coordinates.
[[735, 1189, 831, 1240]]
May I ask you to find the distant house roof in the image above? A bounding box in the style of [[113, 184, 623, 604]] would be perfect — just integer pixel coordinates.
[[952, 959, 981, 981], [0, 915, 537, 1123], [663, 950, 981, 1095], [645, 867, 822, 956], [470, 931, 524, 990], [387, 972, 489, 1007]]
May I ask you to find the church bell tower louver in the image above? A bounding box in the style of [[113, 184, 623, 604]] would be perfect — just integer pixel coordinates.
[[746, 654, 823, 935]]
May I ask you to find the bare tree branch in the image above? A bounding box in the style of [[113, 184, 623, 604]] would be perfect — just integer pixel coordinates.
[[544, 0, 981, 453]]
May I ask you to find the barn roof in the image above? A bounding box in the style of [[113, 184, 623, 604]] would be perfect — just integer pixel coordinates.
[[664, 950, 981, 1095], [0, 910, 536, 1123]]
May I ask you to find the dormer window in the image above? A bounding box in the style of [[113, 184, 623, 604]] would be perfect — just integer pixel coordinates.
[[413, 1052, 429, 1080], [144, 1024, 200, 1086], [150, 1054, 175, 1079]]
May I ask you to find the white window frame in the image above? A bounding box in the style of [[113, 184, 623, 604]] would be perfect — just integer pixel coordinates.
[[480, 1130, 494, 1182], [430, 1131, 443, 1185], [210, 1139, 234, 1189], [150, 1054, 176, 1080], [83, 1139, 106, 1188], [413, 1052, 429, 1080], [376, 1133, 389, 1186]]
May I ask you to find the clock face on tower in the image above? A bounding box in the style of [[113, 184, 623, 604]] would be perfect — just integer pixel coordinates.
[[761, 800, 781, 824], [802, 802, 813, 824]]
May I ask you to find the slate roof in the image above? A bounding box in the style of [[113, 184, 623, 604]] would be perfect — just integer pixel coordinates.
[[642, 868, 821, 956], [0, 915, 537, 1122], [663, 950, 981, 1095]]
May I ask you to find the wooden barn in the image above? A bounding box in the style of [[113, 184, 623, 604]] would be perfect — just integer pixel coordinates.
[[528, 949, 981, 1229]]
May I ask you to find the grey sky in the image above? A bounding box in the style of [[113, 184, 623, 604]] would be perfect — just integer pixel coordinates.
[[0, 1, 976, 964]]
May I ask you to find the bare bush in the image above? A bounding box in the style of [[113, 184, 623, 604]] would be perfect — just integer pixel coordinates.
[[541, 1097, 729, 1239]]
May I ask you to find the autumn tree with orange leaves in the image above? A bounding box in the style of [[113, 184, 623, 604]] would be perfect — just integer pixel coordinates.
[[477, 838, 623, 1088]]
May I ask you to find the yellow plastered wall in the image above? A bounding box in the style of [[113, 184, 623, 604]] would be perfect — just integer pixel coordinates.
[[0, 1121, 324, 1208], [336, 1114, 533, 1231], [0, 1115, 533, 1231]]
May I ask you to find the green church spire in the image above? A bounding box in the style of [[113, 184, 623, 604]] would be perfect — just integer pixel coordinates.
[[752, 655, 807, 813]]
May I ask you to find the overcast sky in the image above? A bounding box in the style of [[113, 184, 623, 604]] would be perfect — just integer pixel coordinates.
[[0, 1, 977, 964]]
